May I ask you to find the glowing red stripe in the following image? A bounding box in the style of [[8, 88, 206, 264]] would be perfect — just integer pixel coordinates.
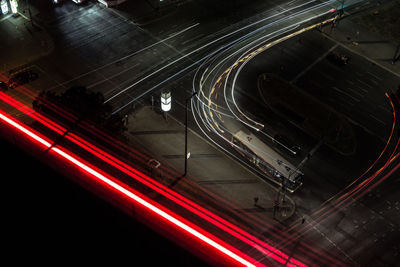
[[63, 132, 294, 263], [66, 132, 292, 263], [0, 109, 260, 267], [0, 92, 66, 134], [276, 91, 400, 266], [289, 257, 308, 267], [0, 93, 312, 266], [0, 111, 52, 148], [0, 92, 300, 265]]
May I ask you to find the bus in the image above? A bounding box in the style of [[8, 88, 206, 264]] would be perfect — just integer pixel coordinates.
[[232, 130, 303, 193]]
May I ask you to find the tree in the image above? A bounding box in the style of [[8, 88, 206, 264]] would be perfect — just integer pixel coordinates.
[[33, 86, 126, 135]]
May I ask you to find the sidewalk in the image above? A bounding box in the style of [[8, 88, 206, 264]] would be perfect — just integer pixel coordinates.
[[0, 1, 54, 75], [126, 105, 296, 225], [321, 10, 400, 78]]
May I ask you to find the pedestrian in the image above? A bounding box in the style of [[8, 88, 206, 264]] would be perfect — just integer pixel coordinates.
[[392, 44, 400, 65], [301, 217, 305, 224], [392, 55, 400, 65], [124, 114, 129, 125], [254, 197, 259, 206]]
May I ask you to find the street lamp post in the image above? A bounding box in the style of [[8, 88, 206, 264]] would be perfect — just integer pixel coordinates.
[[184, 92, 197, 177]]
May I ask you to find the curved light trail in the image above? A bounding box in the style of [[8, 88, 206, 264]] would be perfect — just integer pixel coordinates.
[[190, 1, 399, 265], [0, 0, 386, 266], [192, 8, 340, 192], [110, 0, 342, 114]]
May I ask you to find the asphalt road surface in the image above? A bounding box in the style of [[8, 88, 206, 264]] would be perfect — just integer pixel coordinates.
[[231, 16, 400, 267], [2, 0, 399, 266]]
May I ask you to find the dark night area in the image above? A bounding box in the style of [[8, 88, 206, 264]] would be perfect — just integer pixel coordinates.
[[0, 137, 209, 266], [1, 0, 400, 266]]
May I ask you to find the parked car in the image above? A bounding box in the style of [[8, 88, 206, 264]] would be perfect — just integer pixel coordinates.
[[8, 70, 38, 88], [326, 52, 350, 66], [0, 81, 8, 92]]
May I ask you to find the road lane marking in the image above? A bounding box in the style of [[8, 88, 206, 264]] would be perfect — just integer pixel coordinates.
[[106, 0, 336, 104], [369, 114, 387, 126], [356, 78, 373, 90], [45, 22, 200, 91], [87, 63, 140, 89], [366, 71, 383, 81], [332, 86, 360, 102], [347, 87, 364, 98], [377, 104, 391, 114], [291, 44, 338, 83]]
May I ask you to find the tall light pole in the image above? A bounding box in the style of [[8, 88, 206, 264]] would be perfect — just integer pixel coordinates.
[[184, 91, 197, 177]]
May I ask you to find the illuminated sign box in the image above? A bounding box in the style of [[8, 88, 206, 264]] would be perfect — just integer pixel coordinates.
[[1, 0, 9, 14], [10, 0, 17, 14], [161, 92, 171, 112]]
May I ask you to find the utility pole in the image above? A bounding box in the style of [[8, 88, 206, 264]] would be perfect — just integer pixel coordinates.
[[184, 91, 197, 177]]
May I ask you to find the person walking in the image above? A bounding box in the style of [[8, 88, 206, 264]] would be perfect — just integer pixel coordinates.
[[254, 197, 259, 206]]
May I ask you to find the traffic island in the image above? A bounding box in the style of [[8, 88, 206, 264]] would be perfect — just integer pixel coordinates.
[[258, 73, 357, 156]]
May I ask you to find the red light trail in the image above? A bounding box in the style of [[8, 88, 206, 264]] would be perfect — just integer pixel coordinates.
[[0, 92, 309, 266], [0, 91, 302, 266], [7, 78, 394, 266], [274, 91, 400, 260], [3, 79, 396, 266], [0, 108, 259, 267]]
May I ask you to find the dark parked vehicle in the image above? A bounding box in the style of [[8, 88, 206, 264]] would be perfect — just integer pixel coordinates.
[[273, 134, 301, 156], [326, 52, 350, 66], [8, 70, 38, 88], [0, 81, 8, 92]]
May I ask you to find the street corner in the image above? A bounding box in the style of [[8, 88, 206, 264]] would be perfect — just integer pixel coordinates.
[[318, 3, 400, 75], [0, 16, 55, 74]]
